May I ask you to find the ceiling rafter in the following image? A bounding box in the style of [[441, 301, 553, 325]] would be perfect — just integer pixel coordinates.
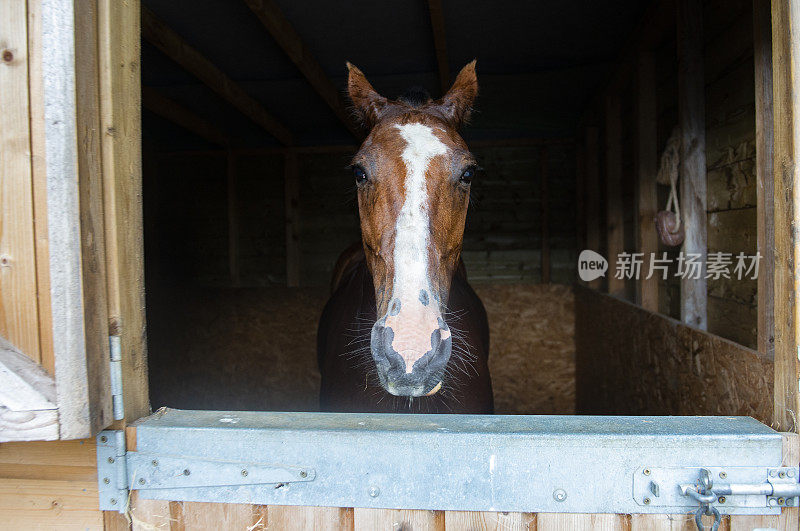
[[242, 0, 363, 140], [142, 87, 230, 147], [426, 0, 451, 95], [142, 7, 293, 146]]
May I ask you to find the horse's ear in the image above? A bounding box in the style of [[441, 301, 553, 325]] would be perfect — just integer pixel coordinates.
[[347, 62, 388, 128], [438, 60, 478, 127]]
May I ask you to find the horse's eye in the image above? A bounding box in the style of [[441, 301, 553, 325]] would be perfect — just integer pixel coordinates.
[[460, 166, 476, 185], [353, 165, 368, 185]]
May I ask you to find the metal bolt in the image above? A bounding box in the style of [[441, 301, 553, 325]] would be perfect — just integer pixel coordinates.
[[779, 471, 787, 478], [100, 435, 108, 443], [110, 498, 117, 505], [642, 468, 651, 476], [241, 469, 248, 477], [138, 478, 146, 485], [553, 489, 567, 502], [300, 470, 308, 478], [717, 496, 726, 504], [183, 469, 191, 476], [151, 460, 158, 467], [368, 486, 380, 498], [103, 477, 110, 484], [107, 457, 115, 464], [718, 471, 727, 479], [643, 497, 651, 505], [778, 497, 786, 505]]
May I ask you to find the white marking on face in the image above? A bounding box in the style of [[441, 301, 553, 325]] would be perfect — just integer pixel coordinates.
[[392, 122, 448, 302]]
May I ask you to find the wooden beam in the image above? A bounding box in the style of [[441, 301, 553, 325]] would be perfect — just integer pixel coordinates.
[[540, 146, 550, 283], [636, 49, 659, 312], [605, 93, 625, 297], [585, 127, 601, 290], [771, 0, 800, 433], [426, 0, 451, 95], [284, 151, 300, 287], [142, 87, 230, 147], [227, 150, 240, 286], [141, 7, 293, 145], [242, 0, 361, 139], [677, 0, 707, 330], [754, 0, 775, 360]]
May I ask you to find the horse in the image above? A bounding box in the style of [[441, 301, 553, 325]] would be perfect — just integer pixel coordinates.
[[317, 61, 493, 414]]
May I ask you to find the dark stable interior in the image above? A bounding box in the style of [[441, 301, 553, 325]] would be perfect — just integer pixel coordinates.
[[142, 1, 759, 414]]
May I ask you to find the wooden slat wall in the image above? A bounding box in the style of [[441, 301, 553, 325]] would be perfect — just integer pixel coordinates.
[[0, 0, 45, 365], [575, 285, 772, 422]]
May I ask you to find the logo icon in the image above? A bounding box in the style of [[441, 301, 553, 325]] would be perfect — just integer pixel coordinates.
[[578, 250, 608, 282]]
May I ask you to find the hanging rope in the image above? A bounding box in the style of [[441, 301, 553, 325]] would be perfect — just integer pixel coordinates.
[[657, 126, 681, 230]]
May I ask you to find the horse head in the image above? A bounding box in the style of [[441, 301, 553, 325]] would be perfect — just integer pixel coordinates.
[[346, 61, 478, 397]]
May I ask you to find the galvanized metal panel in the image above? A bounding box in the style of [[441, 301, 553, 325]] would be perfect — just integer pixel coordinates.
[[128, 409, 783, 515]]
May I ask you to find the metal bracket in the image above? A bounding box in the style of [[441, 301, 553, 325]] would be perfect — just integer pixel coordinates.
[[109, 336, 123, 421], [633, 466, 800, 511], [96, 430, 316, 513], [97, 431, 128, 512]]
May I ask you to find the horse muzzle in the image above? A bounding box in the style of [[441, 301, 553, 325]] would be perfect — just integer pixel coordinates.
[[370, 314, 452, 397]]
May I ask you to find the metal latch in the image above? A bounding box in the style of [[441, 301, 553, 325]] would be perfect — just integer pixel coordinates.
[[96, 430, 316, 513], [633, 466, 800, 530]]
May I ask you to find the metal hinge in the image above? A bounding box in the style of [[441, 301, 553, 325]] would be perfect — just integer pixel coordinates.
[[109, 335, 123, 420], [96, 430, 316, 513]]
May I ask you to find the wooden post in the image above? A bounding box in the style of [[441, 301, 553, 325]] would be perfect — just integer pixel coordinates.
[[426, 0, 451, 96], [227, 150, 240, 286], [585, 127, 601, 290], [540, 146, 550, 284], [677, 0, 708, 330], [605, 92, 624, 297], [284, 151, 300, 287], [771, 0, 800, 434], [754, 0, 775, 360], [636, 49, 659, 312]]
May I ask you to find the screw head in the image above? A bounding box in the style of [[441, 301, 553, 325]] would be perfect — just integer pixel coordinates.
[[110, 498, 117, 505], [300, 470, 308, 478], [368, 486, 380, 498], [151, 460, 159, 467], [553, 489, 567, 502], [787, 498, 796, 507], [103, 477, 110, 484], [770, 470, 778, 477], [241, 469, 248, 477], [138, 478, 146, 485], [643, 468, 651, 476], [100, 435, 108, 443], [718, 496, 726, 504], [779, 471, 787, 478], [107, 457, 115, 464], [788, 469, 796, 478], [718, 471, 727, 479], [183, 469, 191, 476], [778, 497, 786, 505]]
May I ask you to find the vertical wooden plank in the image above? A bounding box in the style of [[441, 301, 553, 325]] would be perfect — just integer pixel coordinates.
[[772, 0, 800, 434], [754, 0, 775, 360], [97, 0, 149, 422], [354, 508, 444, 531], [445, 511, 535, 530], [636, 48, 659, 312], [170, 501, 261, 530], [285, 150, 300, 287], [227, 150, 240, 286], [677, 0, 708, 330], [605, 92, 625, 297], [266, 505, 354, 530], [585, 126, 601, 290], [27, 0, 55, 375], [538, 513, 629, 530], [540, 146, 550, 284], [0, 0, 42, 362]]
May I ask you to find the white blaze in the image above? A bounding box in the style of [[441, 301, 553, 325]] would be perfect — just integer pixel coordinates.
[[393, 123, 448, 301]]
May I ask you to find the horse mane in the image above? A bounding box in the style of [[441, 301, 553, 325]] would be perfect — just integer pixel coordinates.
[[398, 86, 432, 107]]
